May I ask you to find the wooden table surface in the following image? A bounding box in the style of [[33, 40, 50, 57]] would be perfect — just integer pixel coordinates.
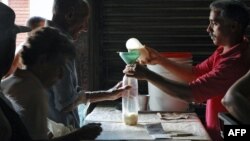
[[84, 103, 211, 141]]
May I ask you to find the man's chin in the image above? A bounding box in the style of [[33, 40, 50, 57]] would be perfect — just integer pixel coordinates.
[[210, 38, 217, 45], [212, 40, 219, 46], [72, 32, 84, 41]]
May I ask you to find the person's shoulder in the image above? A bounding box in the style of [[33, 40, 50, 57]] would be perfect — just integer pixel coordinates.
[[1, 74, 23, 93], [2, 70, 43, 93]]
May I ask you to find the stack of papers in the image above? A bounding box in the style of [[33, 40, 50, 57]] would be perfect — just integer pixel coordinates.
[[145, 123, 171, 139]]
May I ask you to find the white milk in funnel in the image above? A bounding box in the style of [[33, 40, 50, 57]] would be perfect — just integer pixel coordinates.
[[126, 38, 149, 62]]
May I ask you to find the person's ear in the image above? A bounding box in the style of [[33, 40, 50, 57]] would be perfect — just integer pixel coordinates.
[[231, 21, 241, 32]]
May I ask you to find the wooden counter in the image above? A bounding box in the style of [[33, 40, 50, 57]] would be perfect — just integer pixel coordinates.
[[84, 104, 211, 140]]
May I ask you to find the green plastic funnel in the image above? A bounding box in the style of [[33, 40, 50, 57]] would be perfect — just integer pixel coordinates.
[[119, 50, 140, 64]]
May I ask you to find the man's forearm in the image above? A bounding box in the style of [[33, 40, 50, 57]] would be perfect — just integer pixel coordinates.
[[145, 70, 193, 103], [158, 58, 195, 82], [85, 91, 108, 103]]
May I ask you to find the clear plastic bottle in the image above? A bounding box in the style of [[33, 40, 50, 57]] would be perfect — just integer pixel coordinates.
[[122, 75, 139, 125]]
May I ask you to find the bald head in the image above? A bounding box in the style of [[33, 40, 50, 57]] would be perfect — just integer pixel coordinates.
[[53, 0, 89, 17], [52, 0, 89, 39]]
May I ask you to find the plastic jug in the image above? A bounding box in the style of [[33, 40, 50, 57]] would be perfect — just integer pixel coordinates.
[[122, 75, 139, 125], [147, 52, 192, 111]]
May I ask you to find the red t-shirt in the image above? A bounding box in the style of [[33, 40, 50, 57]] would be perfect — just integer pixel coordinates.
[[190, 38, 250, 140]]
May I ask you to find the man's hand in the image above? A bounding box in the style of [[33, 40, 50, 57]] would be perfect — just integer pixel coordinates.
[[138, 47, 164, 65], [53, 123, 102, 141], [123, 64, 151, 80], [105, 81, 131, 101], [78, 123, 102, 140]]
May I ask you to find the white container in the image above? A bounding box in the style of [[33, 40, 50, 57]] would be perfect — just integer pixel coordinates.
[[147, 52, 192, 111], [122, 75, 139, 125], [138, 94, 149, 111]]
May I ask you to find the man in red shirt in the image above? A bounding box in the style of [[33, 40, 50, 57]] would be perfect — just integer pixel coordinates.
[[123, 0, 250, 140]]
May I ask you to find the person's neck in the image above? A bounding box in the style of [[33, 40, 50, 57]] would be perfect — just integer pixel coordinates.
[[27, 67, 48, 88], [222, 36, 244, 53]]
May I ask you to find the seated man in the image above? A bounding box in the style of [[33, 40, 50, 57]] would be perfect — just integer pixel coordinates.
[[222, 69, 250, 124], [1, 27, 103, 140]]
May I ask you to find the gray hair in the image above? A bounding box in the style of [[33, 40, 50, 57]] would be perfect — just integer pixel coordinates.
[[210, 0, 249, 33], [53, 0, 89, 17]]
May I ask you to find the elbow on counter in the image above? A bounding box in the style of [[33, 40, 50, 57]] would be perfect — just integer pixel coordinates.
[[221, 84, 238, 111], [221, 93, 231, 109], [221, 87, 250, 124]]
